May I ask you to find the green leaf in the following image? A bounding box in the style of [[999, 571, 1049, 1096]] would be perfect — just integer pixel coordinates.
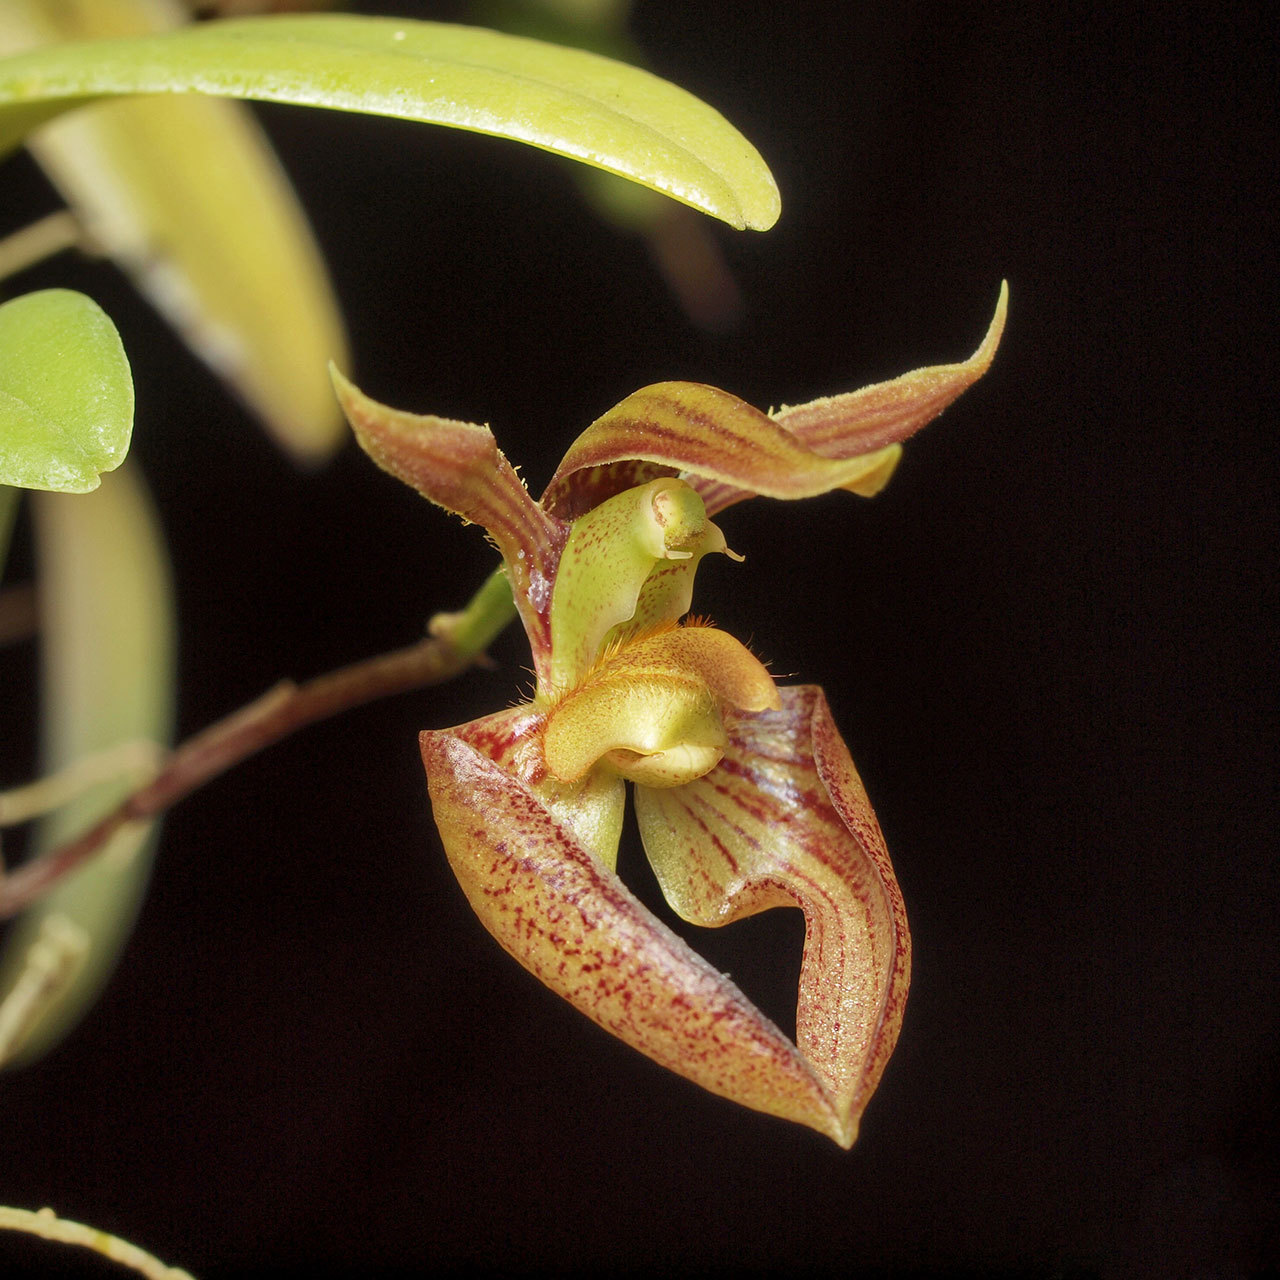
[[0, 15, 780, 230], [0, 288, 133, 494], [2, 0, 352, 465]]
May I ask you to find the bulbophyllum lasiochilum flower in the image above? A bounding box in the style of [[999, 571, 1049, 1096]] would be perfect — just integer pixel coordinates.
[[333, 283, 1006, 1146]]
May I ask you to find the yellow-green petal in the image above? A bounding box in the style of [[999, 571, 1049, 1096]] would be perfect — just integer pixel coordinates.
[[546, 477, 726, 692]]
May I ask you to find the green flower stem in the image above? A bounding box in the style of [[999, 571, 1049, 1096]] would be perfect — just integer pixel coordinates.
[[428, 565, 516, 660], [0, 565, 516, 920]]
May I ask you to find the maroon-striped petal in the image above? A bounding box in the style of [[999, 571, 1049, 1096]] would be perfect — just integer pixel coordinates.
[[633, 685, 910, 1146], [541, 283, 1007, 519]]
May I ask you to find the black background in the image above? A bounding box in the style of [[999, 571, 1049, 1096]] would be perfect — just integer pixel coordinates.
[[1, 2, 1274, 1276]]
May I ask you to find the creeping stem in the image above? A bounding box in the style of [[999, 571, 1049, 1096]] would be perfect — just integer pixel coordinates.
[[0, 567, 516, 920], [0, 1205, 194, 1280]]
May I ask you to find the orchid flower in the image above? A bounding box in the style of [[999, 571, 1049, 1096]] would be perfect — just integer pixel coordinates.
[[333, 283, 1006, 1147]]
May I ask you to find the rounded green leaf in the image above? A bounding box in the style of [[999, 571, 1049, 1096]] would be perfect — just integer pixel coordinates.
[[0, 16, 781, 230], [0, 288, 133, 494]]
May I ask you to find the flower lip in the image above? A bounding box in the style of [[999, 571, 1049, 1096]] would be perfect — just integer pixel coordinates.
[[605, 742, 726, 788], [542, 622, 778, 787]]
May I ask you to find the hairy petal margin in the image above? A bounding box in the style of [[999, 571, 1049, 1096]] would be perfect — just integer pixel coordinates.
[[542, 281, 1007, 519], [332, 368, 565, 670]]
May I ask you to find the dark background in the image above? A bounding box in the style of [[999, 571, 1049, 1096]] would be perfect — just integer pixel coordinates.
[[2, 1, 1273, 1276]]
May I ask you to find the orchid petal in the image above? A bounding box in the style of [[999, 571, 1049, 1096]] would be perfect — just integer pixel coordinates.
[[606, 549, 727, 651], [543, 625, 779, 787], [425, 703, 626, 870], [421, 709, 851, 1140], [542, 282, 1007, 518], [773, 280, 1008, 455], [633, 685, 910, 1147], [542, 381, 897, 518], [332, 368, 565, 669]]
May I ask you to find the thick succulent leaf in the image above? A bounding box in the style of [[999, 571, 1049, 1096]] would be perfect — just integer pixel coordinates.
[[634, 685, 910, 1147], [332, 367, 564, 668], [421, 706, 851, 1141], [0, 461, 174, 1064], [541, 381, 905, 520], [0, 0, 349, 464], [542, 624, 779, 787], [543, 283, 1008, 518], [0, 289, 132, 493], [0, 14, 781, 231]]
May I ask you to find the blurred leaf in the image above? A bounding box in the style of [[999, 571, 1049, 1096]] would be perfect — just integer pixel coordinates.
[[0, 460, 174, 1065], [474, 0, 745, 329], [0, 14, 781, 230], [473, 0, 631, 49], [0, 0, 350, 465], [0, 485, 15, 577], [0, 288, 133, 494]]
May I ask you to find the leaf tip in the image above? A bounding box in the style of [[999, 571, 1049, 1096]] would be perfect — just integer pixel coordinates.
[[742, 181, 782, 232]]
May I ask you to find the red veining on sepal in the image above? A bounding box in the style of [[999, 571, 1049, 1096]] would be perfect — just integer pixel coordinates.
[[421, 710, 850, 1144], [543, 381, 876, 516], [545, 285, 1007, 521], [332, 368, 568, 674], [773, 281, 1008, 455], [634, 686, 910, 1146], [542, 458, 677, 522]]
